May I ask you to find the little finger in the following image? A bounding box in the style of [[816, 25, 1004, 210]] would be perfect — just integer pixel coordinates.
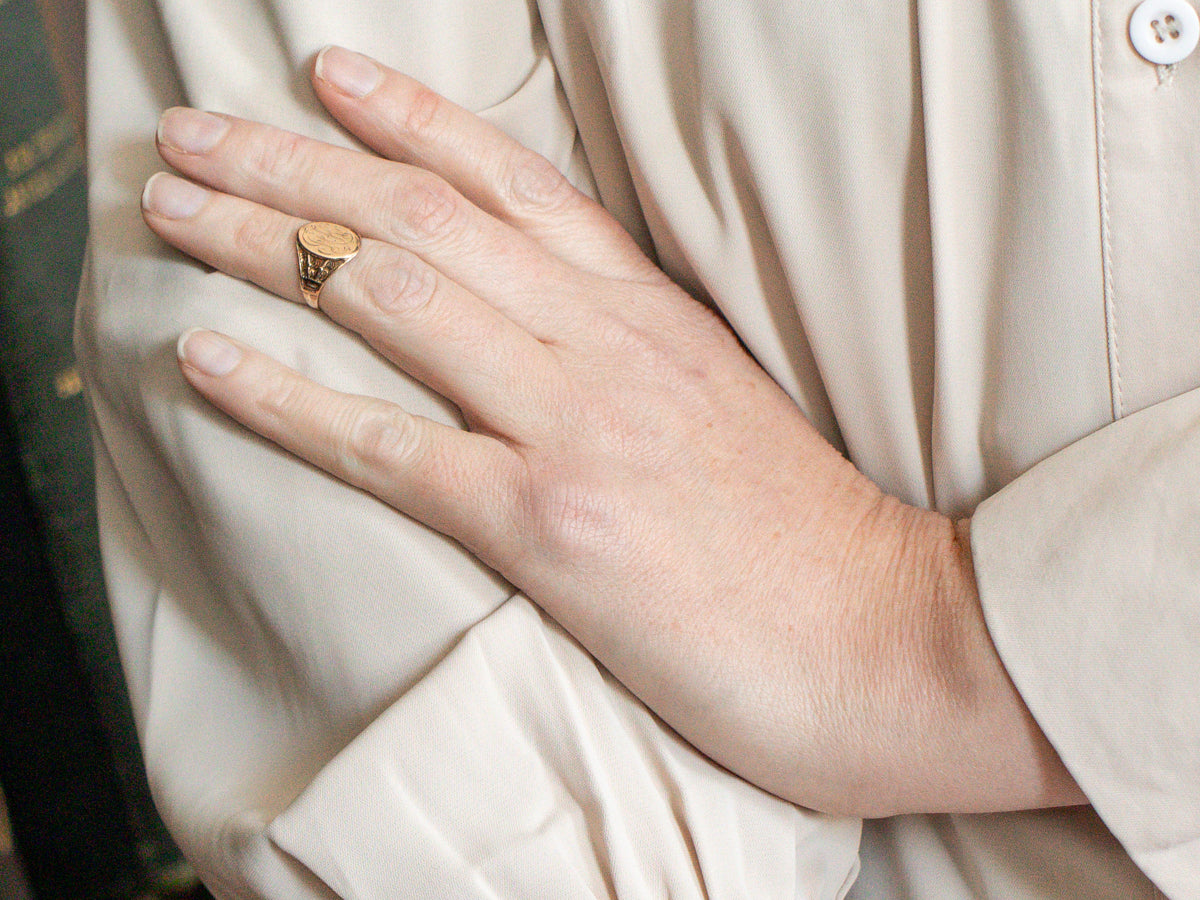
[[176, 328, 520, 552]]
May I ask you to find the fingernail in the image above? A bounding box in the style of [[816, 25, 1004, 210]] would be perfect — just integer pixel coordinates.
[[157, 107, 230, 154], [315, 45, 381, 98], [178, 328, 242, 376], [142, 172, 210, 219]]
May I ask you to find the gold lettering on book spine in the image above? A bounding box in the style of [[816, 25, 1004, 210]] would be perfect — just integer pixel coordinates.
[[3, 139, 82, 218], [5, 111, 75, 180]]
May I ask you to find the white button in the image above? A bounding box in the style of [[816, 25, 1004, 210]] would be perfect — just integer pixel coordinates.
[[1130, 0, 1200, 64]]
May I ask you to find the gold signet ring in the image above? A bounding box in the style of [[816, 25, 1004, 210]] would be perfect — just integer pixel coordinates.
[[296, 221, 361, 310]]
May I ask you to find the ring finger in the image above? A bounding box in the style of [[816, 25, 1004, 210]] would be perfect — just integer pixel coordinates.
[[142, 170, 561, 439]]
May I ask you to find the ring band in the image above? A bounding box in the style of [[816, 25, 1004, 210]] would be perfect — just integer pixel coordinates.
[[296, 221, 361, 310]]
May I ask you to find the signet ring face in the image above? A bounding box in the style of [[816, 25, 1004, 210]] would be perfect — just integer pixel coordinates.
[[296, 221, 361, 310]]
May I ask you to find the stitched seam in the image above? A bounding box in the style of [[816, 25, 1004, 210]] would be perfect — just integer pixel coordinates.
[[1093, 0, 1124, 419]]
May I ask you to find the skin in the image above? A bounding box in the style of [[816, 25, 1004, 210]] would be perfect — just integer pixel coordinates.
[[141, 45, 1085, 817]]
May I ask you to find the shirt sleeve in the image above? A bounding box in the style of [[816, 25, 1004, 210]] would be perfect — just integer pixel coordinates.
[[972, 385, 1200, 900]]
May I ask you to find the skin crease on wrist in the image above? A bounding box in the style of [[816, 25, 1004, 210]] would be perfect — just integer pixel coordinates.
[[143, 45, 1086, 818]]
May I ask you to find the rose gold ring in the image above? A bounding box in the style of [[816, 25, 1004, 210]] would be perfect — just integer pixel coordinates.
[[296, 221, 360, 310]]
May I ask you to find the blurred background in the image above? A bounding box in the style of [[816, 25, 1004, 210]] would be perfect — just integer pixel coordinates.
[[1, 1, 206, 896]]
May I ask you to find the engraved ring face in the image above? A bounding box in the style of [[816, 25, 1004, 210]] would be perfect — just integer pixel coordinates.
[[298, 221, 361, 259], [296, 221, 361, 310]]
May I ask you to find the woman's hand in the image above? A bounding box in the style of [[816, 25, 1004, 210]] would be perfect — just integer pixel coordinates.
[[142, 46, 1082, 816]]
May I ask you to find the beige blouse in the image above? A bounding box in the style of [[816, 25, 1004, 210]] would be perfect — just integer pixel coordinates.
[[81, 0, 1197, 895]]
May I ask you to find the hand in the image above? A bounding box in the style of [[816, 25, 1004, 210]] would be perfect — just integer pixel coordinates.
[[142, 46, 1083, 816]]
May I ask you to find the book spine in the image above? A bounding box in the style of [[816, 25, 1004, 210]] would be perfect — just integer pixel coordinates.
[[0, 0, 187, 891]]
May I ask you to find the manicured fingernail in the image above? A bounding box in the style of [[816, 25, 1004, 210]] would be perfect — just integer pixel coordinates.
[[315, 45, 381, 98], [142, 172, 210, 219], [178, 328, 242, 376], [157, 107, 230, 154]]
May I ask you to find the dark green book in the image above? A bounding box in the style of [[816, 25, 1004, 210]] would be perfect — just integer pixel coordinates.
[[0, 0, 189, 894]]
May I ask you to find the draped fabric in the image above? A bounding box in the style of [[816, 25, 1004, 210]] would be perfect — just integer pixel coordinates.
[[82, 0, 1198, 896]]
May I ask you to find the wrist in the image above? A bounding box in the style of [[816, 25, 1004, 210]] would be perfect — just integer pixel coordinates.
[[822, 502, 1085, 816]]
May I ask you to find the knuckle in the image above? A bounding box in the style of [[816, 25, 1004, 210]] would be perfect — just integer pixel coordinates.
[[364, 251, 438, 314], [592, 309, 671, 371], [393, 174, 461, 243], [520, 471, 626, 560], [343, 406, 422, 473], [230, 207, 281, 259], [255, 369, 310, 424], [506, 150, 575, 211], [247, 130, 310, 184], [401, 85, 450, 143]]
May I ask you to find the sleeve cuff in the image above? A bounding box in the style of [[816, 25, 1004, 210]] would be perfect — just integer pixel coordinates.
[[972, 386, 1200, 899]]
